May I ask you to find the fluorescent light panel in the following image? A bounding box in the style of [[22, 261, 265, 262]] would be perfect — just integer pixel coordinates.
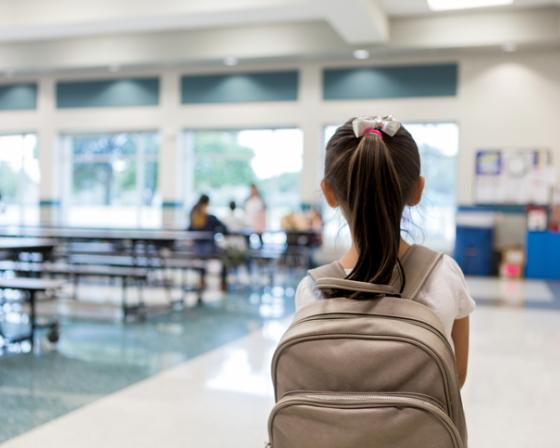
[[224, 56, 239, 66], [428, 0, 513, 11], [353, 49, 370, 60]]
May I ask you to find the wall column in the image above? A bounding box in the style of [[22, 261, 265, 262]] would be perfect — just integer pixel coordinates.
[[299, 64, 323, 206], [159, 70, 184, 229], [37, 77, 61, 225]]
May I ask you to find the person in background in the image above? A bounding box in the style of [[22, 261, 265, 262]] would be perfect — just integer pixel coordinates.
[[244, 183, 266, 247], [188, 194, 228, 292], [188, 194, 227, 234], [217, 201, 250, 286], [222, 200, 247, 233]]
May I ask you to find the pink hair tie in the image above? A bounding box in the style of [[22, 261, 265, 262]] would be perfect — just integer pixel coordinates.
[[364, 128, 383, 140]]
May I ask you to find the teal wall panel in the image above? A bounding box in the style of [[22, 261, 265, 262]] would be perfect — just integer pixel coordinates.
[[181, 71, 299, 104], [0, 83, 37, 110], [458, 204, 525, 214], [323, 64, 458, 100], [39, 199, 61, 208], [57, 78, 159, 108], [162, 201, 184, 209]]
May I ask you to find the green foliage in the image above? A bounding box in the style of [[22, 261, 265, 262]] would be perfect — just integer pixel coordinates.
[[193, 132, 256, 190], [259, 172, 299, 206], [71, 134, 159, 206], [116, 163, 136, 192], [0, 163, 20, 201]]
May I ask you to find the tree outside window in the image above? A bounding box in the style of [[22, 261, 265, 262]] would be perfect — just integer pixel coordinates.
[[63, 132, 160, 228]]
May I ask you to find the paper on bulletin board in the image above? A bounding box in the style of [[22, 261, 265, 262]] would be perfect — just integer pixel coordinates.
[[475, 149, 554, 205]]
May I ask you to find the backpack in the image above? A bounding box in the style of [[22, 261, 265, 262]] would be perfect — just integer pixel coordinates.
[[268, 245, 468, 448]]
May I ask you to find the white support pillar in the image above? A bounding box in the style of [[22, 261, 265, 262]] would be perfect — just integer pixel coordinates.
[[299, 64, 323, 206], [37, 77, 61, 225], [159, 70, 184, 229]]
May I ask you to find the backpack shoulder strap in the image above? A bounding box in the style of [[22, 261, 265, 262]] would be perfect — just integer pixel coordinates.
[[308, 261, 346, 282], [399, 245, 444, 300], [308, 262, 401, 297]]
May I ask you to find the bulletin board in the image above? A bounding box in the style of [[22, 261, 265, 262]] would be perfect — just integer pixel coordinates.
[[475, 149, 554, 205]]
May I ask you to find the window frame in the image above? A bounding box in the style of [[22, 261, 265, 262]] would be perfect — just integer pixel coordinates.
[[60, 130, 161, 229], [181, 126, 305, 229]]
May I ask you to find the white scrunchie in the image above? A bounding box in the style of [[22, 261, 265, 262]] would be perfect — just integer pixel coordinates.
[[352, 115, 401, 138]]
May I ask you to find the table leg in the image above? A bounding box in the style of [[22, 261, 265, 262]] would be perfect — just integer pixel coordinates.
[[29, 290, 36, 350]]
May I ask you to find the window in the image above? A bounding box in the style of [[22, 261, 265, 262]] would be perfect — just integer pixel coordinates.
[[404, 123, 459, 252], [183, 129, 303, 230], [322, 122, 459, 252], [61, 132, 160, 228], [0, 134, 40, 226]]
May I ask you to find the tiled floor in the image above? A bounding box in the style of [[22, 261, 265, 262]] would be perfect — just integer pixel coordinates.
[[1, 276, 560, 447], [0, 283, 295, 444]]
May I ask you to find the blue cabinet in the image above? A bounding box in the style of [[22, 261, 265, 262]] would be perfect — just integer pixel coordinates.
[[526, 232, 560, 279], [454, 226, 495, 276]]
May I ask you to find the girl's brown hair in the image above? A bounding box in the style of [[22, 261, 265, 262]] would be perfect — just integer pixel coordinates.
[[324, 118, 421, 287]]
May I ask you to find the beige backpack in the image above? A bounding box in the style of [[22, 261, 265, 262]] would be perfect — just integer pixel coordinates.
[[268, 245, 467, 448]]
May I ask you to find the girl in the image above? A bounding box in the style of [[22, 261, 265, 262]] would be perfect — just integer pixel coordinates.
[[295, 116, 475, 388]]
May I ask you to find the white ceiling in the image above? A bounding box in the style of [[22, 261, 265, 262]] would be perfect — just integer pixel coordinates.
[[0, 0, 558, 73]]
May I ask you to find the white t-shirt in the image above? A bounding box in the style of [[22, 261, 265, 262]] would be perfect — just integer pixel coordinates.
[[295, 255, 476, 347], [245, 196, 266, 233], [222, 210, 248, 233]]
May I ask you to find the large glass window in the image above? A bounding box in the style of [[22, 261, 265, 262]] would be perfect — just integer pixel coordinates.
[[61, 132, 160, 228], [183, 129, 303, 230], [0, 134, 40, 226], [322, 122, 459, 252]]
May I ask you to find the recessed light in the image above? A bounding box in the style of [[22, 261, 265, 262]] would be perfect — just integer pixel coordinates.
[[224, 57, 239, 66], [502, 42, 517, 52], [428, 0, 513, 11], [353, 49, 370, 60]]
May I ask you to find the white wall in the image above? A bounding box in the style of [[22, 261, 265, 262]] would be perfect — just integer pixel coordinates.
[[0, 48, 558, 228]]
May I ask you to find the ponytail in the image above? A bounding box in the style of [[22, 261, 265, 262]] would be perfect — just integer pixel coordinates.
[[346, 135, 403, 285]]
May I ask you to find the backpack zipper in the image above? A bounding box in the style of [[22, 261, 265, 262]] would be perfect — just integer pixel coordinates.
[[282, 389, 446, 413], [268, 392, 463, 448]]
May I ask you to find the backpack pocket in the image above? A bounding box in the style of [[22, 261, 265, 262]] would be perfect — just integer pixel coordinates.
[[268, 392, 464, 448]]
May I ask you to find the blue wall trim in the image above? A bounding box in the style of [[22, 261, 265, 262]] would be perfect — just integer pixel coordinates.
[[0, 83, 38, 110], [162, 201, 184, 209], [458, 204, 526, 214], [57, 78, 160, 108], [181, 71, 299, 104], [323, 63, 458, 100], [39, 199, 61, 207]]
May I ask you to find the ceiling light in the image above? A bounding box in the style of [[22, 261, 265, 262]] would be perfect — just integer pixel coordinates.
[[502, 42, 517, 52], [428, 0, 513, 11], [108, 65, 121, 73], [224, 57, 239, 66], [353, 49, 370, 60]]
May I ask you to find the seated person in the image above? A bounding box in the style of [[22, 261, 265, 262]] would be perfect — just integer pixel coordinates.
[[188, 194, 230, 291], [188, 194, 227, 234], [188, 194, 227, 255], [222, 200, 248, 233]]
